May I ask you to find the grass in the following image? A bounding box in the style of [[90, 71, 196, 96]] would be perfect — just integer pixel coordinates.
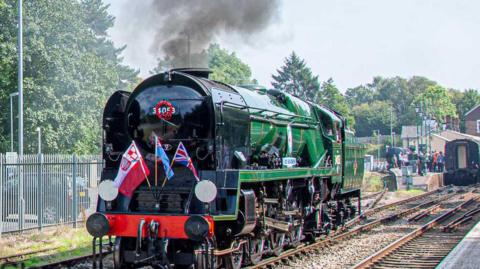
[[0, 226, 93, 267], [395, 189, 425, 197], [362, 172, 385, 193], [23, 246, 91, 268]]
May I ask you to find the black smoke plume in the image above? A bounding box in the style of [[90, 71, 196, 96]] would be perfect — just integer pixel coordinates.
[[150, 0, 280, 68]]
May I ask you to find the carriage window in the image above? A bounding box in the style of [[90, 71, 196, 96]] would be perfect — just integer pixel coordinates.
[[477, 120, 480, 133], [457, 145, 467, 169]]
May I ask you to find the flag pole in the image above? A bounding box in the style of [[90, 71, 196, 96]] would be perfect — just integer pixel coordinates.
[[155, 135, 158, 187], [139, 157, 152, 189], [157, 143, 179, 202], [161, 147, 177, 188], [133, 141, 152, 190]]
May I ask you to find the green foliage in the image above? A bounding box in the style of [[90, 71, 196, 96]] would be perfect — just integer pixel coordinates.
[[151, 44, 253, 85], [352, 101, 397, 137], [413, 85, 457, 123], [317, 78, 354, 127], [345, 85, 376, 107], [207, 44, 252, 85], [346, 76, 437, 136], [271, 51, 319, 102], [362, 172, 384, 192], [0, 0, 138, 154], [450, 89, 480, 131]]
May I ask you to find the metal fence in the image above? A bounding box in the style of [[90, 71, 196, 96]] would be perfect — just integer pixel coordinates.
[[357, 134, 401, 145], [0, 154, 102, 234]]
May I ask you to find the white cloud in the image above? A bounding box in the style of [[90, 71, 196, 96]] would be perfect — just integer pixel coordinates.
[[105, 0, 480, 91]]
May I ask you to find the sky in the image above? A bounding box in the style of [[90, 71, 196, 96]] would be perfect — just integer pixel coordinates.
[[104, 0, 480, 92]]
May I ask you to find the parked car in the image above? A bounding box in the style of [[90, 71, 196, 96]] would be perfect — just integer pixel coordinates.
[[1, 172, 90, 224]]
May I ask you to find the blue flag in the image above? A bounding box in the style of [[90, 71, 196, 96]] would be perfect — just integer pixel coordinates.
[[155, 137, 174, 180]]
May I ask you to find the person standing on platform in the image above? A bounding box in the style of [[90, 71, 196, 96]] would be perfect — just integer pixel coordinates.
[[437, 151, 445, 172]]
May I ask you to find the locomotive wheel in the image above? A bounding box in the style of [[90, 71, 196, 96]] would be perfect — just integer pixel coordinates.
[[247, 237, 265, 265], [288, 225, 303, 247], [225, 241, 244, 269], [113, 237, 135, 269], [270, 232, 285, 256], [187, 246, 217, 269]]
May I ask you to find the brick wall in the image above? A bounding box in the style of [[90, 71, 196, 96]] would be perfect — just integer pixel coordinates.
[[465, 105, 480, 136], [465, 120, 480, 136]]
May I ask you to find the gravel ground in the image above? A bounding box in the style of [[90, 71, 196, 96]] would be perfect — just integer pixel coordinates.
[[278, 190, 470, 269], [279, 220, 418, 269], [66, 187, 469, 269]]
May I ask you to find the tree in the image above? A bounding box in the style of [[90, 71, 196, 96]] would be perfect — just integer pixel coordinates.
[[413, 85, 457, 123], [352, 101, 397, 137], [354, 76, 436, 135], [316, 78, 354, 127], [151, 44, 253, 85], [345, 85, 376, 107], [208, 44, 252, 85], [450, 89, 480, 131], [271, 52, 319, 102], [0, 0, 138, 154]]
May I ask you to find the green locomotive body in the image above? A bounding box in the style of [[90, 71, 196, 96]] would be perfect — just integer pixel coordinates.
[[205, 83, 364, 222], [88, 68, 365, 269]]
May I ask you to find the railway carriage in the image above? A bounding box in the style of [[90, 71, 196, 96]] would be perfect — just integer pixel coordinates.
[[86, 68, 365, 269], [444, 139, 480, 186]]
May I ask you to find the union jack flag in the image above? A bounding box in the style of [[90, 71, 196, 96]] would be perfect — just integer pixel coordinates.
[[173, 142, 199, 181]]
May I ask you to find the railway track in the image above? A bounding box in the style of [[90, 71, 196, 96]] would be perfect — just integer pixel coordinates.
[[19, 187, 466, 269], [246, 188, 456, 269], [352, 196, 480, 269], [0, 247, 112, 269], [361, 188, 387, 210], [0, 247, 60, 266], [345, 187, 447, 228]]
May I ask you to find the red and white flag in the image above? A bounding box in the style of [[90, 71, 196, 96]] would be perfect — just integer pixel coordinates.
[[114, 141, 150, 198]]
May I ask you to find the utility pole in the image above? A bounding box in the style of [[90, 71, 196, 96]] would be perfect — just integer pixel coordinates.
[[10, 92, 19, 152], [376, 130, 381, 161], [17, 0, 25, 231], [390, 107, 393, 146], [18, 0, 24, 156], [36, 127, 41, 154]]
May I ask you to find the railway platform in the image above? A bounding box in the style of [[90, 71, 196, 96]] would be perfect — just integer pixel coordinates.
[[437, 219, 480, 269]]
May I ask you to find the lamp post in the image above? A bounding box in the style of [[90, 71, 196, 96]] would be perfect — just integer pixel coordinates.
[[18, 0, 24, 156], [415, 105, 420, 152], [374, 129, 381, 161], [10, 92, 19, 152], [36, 127, 41, 154], [390, 107, 393, 146]]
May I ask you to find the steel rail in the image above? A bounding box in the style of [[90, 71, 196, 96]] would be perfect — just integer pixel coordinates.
[[367, 188, 387, 209], [360, 189, 386, 200], [0, 247, 60, 264], [245, 193, 449, 269], [345, 187, 444, 228], [351, 196, 479, 269], [24, 250, 113, 269]]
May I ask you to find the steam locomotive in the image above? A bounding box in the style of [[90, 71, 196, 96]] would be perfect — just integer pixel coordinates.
[[86, 68, 365, 269]]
